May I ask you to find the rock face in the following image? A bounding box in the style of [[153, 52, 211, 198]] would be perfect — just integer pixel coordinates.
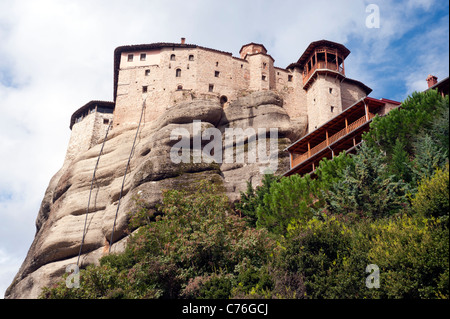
[[5, 91, 307, 299]]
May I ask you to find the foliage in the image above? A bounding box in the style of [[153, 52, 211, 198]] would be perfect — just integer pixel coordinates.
[[364, 90, 448, 156], [323, 143, 409, 219], [366, 216, 449, 298], [41, 90, 449, 299], [235, 174, 278, 227], [411, 163, 449, 223], [282, 214, 449, 299], [41, 180, 276, 299], [250, 152, 353, 235]]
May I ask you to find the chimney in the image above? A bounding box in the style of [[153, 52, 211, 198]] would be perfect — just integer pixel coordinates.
[[426, 74, 438, 88], [181, 37, 186, 44]]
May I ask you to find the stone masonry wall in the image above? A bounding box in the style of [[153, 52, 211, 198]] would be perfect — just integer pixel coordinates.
[[306, 74, 343, 132]]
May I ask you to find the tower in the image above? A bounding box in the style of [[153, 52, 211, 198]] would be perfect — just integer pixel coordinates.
[[65, 101, 115, 162], [296, 40, 350, 132], [240, 43, 275, 91]]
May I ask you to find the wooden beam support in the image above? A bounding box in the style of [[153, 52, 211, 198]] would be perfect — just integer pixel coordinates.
[[345, 118, 348, 133], [326, 130, 329, 146], [308, 142, 311, 157], [336, 49, 338, 71], [364, 101, 369, 121]]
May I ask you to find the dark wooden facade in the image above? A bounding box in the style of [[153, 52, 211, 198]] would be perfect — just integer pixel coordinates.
[[283, 97, 401, 177]]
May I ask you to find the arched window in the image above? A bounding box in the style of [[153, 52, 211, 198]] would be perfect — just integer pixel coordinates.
[[177, 85, 183, 91], [170, 54, 176, 61], [176, 69, 181, 77]]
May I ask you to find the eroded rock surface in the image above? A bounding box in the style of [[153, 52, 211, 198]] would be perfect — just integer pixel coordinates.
[[5, 91, 307, 299]]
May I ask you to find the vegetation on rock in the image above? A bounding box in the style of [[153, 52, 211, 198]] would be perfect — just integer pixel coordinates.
[[41, 90, 449, 299]]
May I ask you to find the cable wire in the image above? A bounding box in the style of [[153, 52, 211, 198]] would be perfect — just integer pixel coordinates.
[[77, 120, 112, 267], [109, 99, 146, 253]]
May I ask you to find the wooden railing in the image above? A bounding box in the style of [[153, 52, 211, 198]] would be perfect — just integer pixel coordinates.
[[291, 113, 375, 168], [303, 61, 344, 85]]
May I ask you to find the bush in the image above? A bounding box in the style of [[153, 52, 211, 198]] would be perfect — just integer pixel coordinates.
[[411, 163, 449, 222]]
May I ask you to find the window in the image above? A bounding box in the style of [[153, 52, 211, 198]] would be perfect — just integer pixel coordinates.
[[262, 75, 266, 81], [103, 119, 109, 125], [329, 88, 333, 94], [209, 84, 214, 92], [215, 71, 220, 77], [170, 54, 176, 61], [288, 75, 293, 82], [176, 69, 181, 77], [145, 69, 150, 76], [127, 54, 134, 62], [189, 55, 194, 61], [177, 85, 183, 91], [142, 86, 148, 93], [263, 62, 267, 69], [140, 53, 146, 61], [330, 106, 335, 113], [216, 61, 219, 66]]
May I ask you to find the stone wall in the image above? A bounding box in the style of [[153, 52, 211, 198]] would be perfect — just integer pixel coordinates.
[[341, 81, 367, 110], [65, 111, 114, 164], [306, 74, 343, 132]]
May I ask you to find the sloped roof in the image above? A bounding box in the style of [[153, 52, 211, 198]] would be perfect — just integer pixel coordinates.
[[70, 100, 114, 129], [296, 40, 350, 68]]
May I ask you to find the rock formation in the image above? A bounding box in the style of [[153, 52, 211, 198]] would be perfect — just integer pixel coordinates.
[[5, 91, 307, 299]]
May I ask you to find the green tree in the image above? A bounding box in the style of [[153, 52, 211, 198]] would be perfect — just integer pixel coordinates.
[[411, 163, 449, 223], [364, 90, 448, 156], [235, 174, 278, 227], [323, 143, 409, 219]]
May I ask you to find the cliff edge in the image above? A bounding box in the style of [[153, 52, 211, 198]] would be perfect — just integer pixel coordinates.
[[5, 91, 307, 298]]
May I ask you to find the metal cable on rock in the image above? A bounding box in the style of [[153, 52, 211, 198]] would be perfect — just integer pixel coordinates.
[[109, 99, 146, 253], [77, 120, 113, 267]]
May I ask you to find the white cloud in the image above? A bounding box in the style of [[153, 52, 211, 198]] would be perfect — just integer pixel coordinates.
[[0, 0, 448, 298]]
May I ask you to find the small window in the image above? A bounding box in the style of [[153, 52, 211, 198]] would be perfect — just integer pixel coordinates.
[[140, 53, 146, 61], [189, 55, 194, 61], [208, 84, 214, 92], [177, 85, 183, 91], [176, 69, 181, 77], [103, 119, 109, 125], [170, 54, 176, 61], [241, 64, 243, 68], [145, 69, 150, 76], [288, 75, 293, 82], [329, 88, 333, 94], [262, 75, 266, 81], [263, 62, 267, 69], [142, 86, 148, 93], [127, 54, 134, 62], [216, 61, 219, 66], [215, 71, 220, 77], [330, 106, 335, 113]]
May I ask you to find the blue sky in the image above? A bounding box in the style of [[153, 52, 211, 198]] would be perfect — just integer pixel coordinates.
[[0, 0, 448, 298]]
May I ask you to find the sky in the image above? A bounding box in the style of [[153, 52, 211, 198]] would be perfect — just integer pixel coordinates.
[[0, 0, 448, 298]]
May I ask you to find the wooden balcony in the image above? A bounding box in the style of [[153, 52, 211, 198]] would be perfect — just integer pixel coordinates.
[[303, 61, 345, 86], [290, 113, 375, 168]]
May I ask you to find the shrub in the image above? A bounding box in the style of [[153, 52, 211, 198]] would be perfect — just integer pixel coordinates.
[[411, 163, 449, 222]]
